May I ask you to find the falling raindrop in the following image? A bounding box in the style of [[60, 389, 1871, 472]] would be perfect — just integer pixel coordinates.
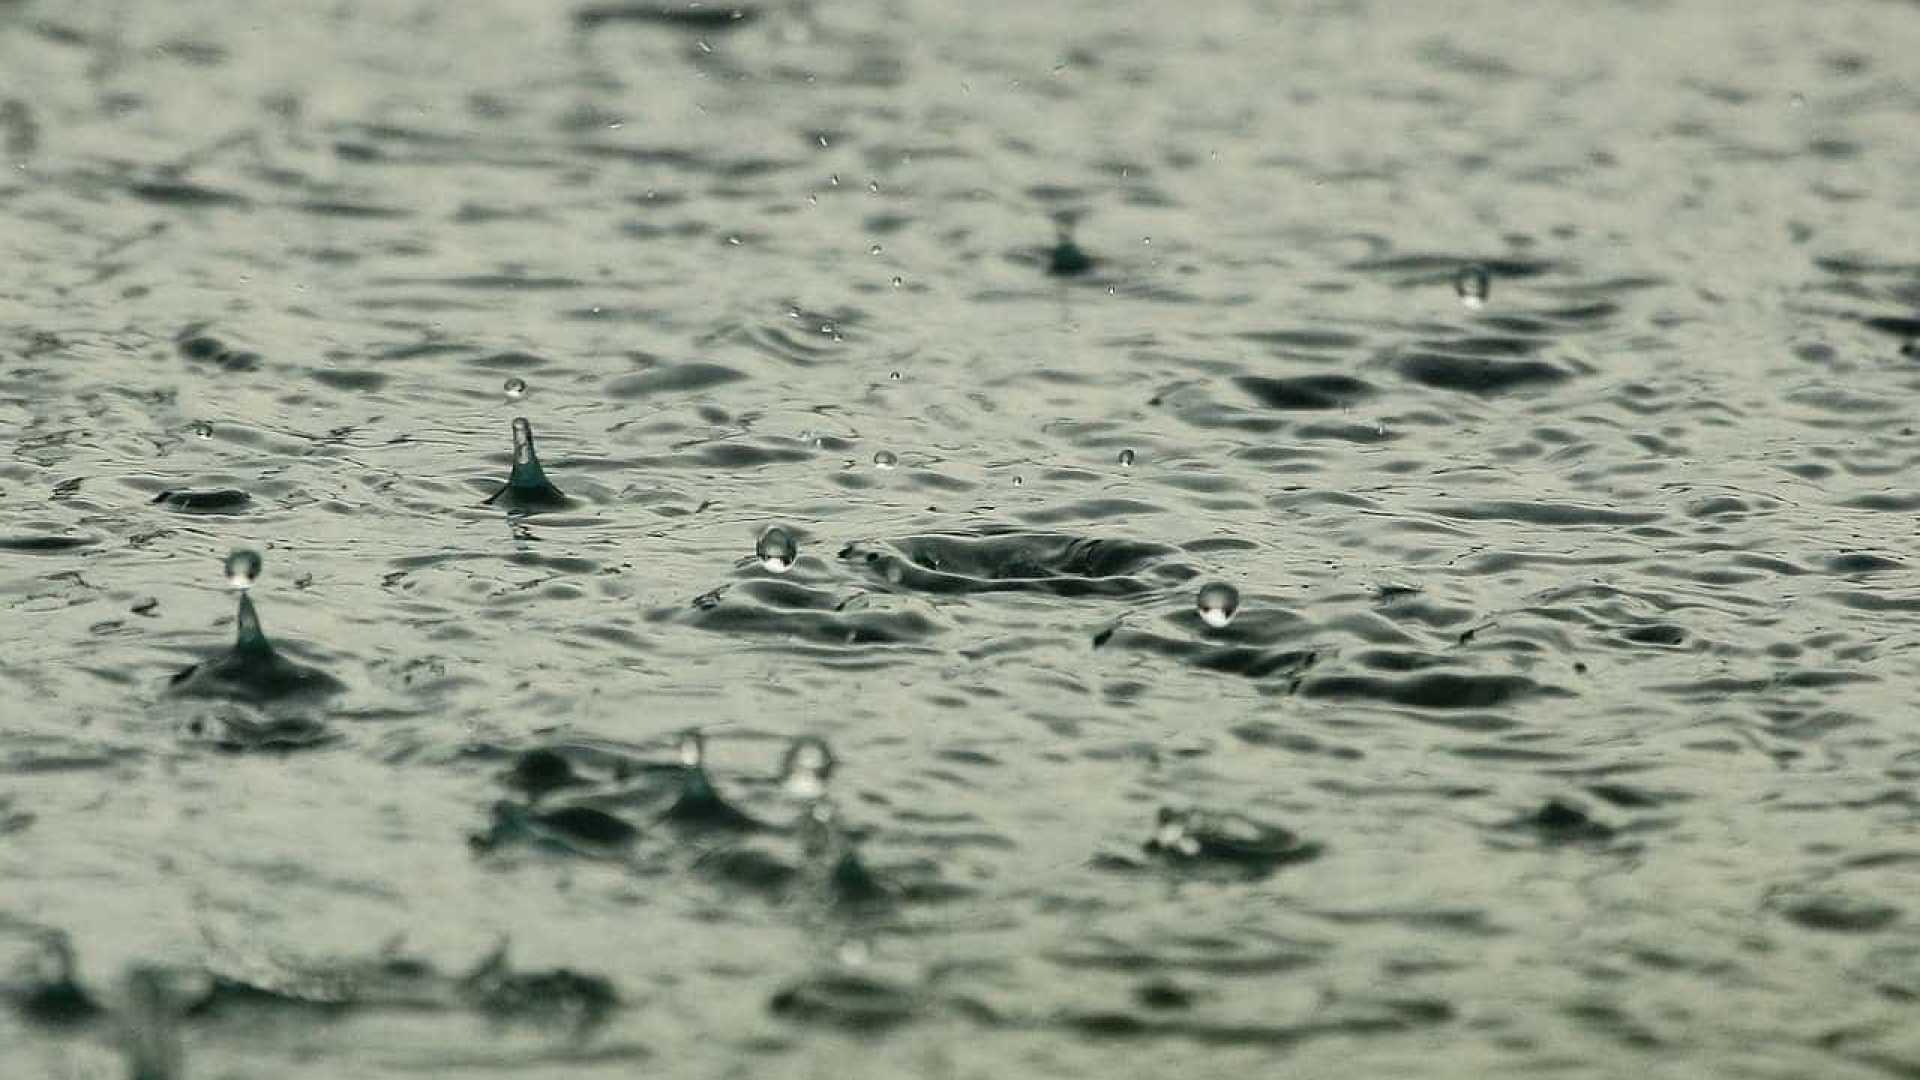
[[503, 376, 527, 400], [1196, 581, 1240, 629], [890, 276, 903, 288], [756, 526, 799, 573], [869, 243, 883, 255], [224, 549, 262, 591], [1118, 448, 1136, 467], [678, 729, 706, 769], [1454, 264, 1491, 309], [888, 370, 902, 381], [782, 736, 835, 800], [872, 450, 898, 470], [866, 180, 879, 194]]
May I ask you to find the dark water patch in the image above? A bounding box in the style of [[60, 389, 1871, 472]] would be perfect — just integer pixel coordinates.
[[680, 599, 941, 648], [842, 531, 1185, 598], [1835, 492, 1920, 512], [1096, 625, 1318, 681], [1499, 798, 1617, 845], [1864, 315, 1920, 339], [1302, 672, 1567, 709], [2, 934, 103, 1027], [1825, 552, 1903, 574], [186, 711, 337, 753], [1771, 892, 1901, 934], [151, 489, 251, 514], [606, 363, 747, 398], [769, 972, 923, 1033], [1229, 721, 1363, 760], [1395, 352, 1572, 395], [0, 533, 97, 552], [471, 800, 638, 858], [1420, 500, 1659, 527], [311, 367, 388, 392], [127, 180, 252, 208], [574, 3, 757, 31], [1234, 374, 1375, 410], [1125, 807, 1323, 879], [169, 595, 346, 704], [462, 349, 550, 370], [1616, 623, 1686, 647]]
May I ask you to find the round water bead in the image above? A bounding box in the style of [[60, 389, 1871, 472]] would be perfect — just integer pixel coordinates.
[[1117, 448, 1136, 467], [503, 377, 528, 400], [224, 549, 262, 591], [872, 450, 898, 470], [756, 526, 799, 573], [1454, 264, 1491, 309], [781, 736, 836, 800], [1195, 581, 1240, 629]]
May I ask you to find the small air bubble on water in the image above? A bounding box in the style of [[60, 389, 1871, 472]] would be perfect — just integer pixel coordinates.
[[225, 548, 262, 591], [872, 450, 898, 470], [1196, 581, 1239, 629], [1118, 448, 1136, 467], [503, 377, 527, 400], [1455, 264, 1491, 309], [192, 421, 214, 439], [756, 525, 799, 573]]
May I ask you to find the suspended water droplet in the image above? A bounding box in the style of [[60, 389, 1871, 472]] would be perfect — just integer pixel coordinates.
[[678, 729, 706, 769], [756, 525, 799, 573], [818, 134, 829, 148], [1789, 92, 1806, 108], [890, 276, 903, 288], [1118, 448, 1136, 467], [726, 235, 742, 246], [1153, 807, 1202, 856], [1012, 475, 1024, 486], [696, 38, 713, 53], [503, 376, 527, 400], [192, 420, 214, 439], [224, 549, 262, 591], [782, 736, 835, 799], [1196, 581, 1240, 629], [1454, 264, 1490, 309], [868, 243, 882, 255], [888, 370, 902, 381], [866, 180, 879, 194], [1141, 236, 1151, 245], [872, 450, 898, 470], [828, 173, 840, 186]]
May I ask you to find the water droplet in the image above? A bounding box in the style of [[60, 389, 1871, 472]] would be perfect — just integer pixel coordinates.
[[818, 134, 829, 148], [868, 243, 883, 256], [888, 370, 902, 381], [1789, 92, 1806, 108], [1454, 264, 1490, 309], [1196, 581, 1239, 629], [1012, 475, 1024, 486], [890, 276, 903, 288], [696, 38, 713, 53], [781, 736, 835, 799], [503, 376, 527, 400], [678, 729, 706, 769], [828, 173, 840, 186], [866, 180, 879, 194], [871, 450, 898, 470], [224, 549, 262, 591], [510, 417, 538, 466], [756, 525, 799, 573], [192, 420, 214, 439], [1141, 236, 1151, 245], [1118, 448, 1136, 467], [727, 235, 742, 246]]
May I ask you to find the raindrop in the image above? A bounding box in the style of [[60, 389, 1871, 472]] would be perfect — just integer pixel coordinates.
[[696, 38, 712, 53], [1012, 475, 1024, 486], [727, 235, 742, 246], [1196, 581, 1239, 629], [891, 276, 903, 288], [866, 180, 879, 194], [756, 526, 799, 573], [678, 729, 707, 769], [868, 244, 882, 256], [872, 450, 898, 470], [1454, 264, 1490, 309], [818, 134, 829, 148], [192, 420, 214, 439], [1141, 236, 1151, 245], [1789, 92, 1806, 108], [224, 549, 262, 591], [1118, 448, 1136, 467], [503, 376, 527, 400], [781, 736, 835, 800], [828, 173, 839, 186], [888, 370, 902, 381]]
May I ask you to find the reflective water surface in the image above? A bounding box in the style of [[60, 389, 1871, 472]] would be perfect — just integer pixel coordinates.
[[5, 0, 1920, 1075]]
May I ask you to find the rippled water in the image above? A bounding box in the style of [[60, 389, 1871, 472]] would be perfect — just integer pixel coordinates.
[[6, 0, 1920, 1075]]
